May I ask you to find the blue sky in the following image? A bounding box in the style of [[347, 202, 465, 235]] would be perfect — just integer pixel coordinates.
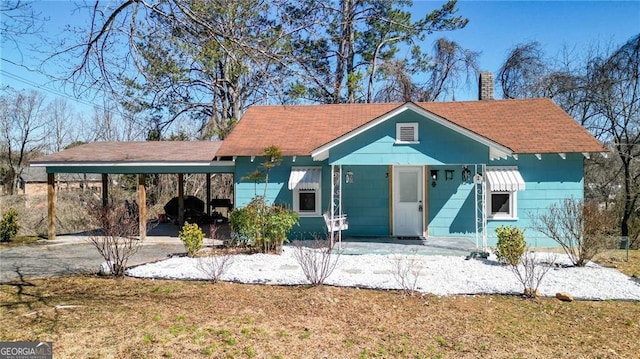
[[1, 0, 639, 113]]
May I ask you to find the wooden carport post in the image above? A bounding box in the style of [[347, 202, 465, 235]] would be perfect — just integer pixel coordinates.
[[101, 174, 109, 208], [206, 174, 211, 217], [47, 173, 56, 240], [178, 173, 185, 226], [138, 174, 147, 240]]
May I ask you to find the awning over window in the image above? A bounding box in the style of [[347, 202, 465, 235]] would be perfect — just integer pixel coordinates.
[[486, 167, 525, 192], [288, 167, 321, 190]]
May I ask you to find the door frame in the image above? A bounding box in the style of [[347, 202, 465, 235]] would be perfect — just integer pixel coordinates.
[[391, 165, 426, 237]]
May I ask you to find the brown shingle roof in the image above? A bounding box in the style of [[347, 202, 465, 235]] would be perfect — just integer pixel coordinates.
[[31, 141, 222, 164], [216, 98, 605, 157]]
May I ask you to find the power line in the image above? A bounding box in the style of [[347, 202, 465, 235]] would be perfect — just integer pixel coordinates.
[[0, 68, 107, 112]]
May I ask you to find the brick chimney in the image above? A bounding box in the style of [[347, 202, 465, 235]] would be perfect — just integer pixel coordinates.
[[478, 72, 494, 100]]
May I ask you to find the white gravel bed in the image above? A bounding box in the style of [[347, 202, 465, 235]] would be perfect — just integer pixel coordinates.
[[126, 248, 640, 301]]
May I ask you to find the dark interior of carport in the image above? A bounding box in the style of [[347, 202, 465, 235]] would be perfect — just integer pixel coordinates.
[[29, 142, 234, 240]]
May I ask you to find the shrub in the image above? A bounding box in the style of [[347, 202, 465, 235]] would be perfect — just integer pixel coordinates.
[[230, 197, 298, 253], [292, 235, 341, 286], [494, 225, 526, 266], [197, 248, 234, 283], [532, 198, 613, 266], [179, 222, 204, 257], [509, 251, 557, 298], [391, 248, 423, 297], [86, 200, 140, 277], [0, 207, 20, 242]]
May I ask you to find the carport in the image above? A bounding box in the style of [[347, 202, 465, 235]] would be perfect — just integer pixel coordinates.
[[30, 141, 235, 240]]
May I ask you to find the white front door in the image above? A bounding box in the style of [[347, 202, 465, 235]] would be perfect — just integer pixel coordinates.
[[393, 166, 424, 237]]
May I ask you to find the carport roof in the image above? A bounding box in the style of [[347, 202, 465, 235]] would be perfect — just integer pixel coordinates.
[[32, 141, 222, 164], [30, 141, 233, 174]]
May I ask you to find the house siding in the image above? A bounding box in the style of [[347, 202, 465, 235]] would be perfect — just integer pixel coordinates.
[[328, 111, 488, 165], [234, 156, 329, 238], [232, 113, 587, 248], [487, 153, 585, 247]]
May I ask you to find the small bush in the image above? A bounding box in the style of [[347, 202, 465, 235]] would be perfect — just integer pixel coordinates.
[[532, 198, 613, 266], [0, 207, 20, 242], [86, 200, 140, 277], [230, 197, 298, 253], [391, 248, 423, 296], [197, 248, 234, 283], [494, 225, 526, 266], [510, 251, 557, 298], [179, 222, 204, 257], [292, 235, 340, 286]]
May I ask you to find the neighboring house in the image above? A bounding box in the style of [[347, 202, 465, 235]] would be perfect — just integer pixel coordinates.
[[216, 84, 604, 247], [15, 167, 102, 197]]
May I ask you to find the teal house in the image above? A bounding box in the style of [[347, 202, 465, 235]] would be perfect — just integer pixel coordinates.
[[216, 98, 604, 247]]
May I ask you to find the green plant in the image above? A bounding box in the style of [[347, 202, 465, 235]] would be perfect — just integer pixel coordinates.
[[0, 207, 20, 242], [494, 225, 526, 266], [179, 222, 204, 257], [230, 146, 298, 253], [230, 197, 298, 253]]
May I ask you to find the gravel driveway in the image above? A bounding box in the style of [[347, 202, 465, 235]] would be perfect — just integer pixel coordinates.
[[0, 236, 187, 282]]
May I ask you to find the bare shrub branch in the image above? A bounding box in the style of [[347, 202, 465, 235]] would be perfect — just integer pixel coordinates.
[[391, 249, 423, 296], [532, 197, 614, 266], [292, 236, 341, 286], [86, 200, 140, 278], [196, 248, 234, 284], [510, 251, 557, 298]]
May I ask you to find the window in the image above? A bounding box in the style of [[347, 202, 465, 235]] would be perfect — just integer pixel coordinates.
[[290, 167, 322, 216], [396, 123, 419, 143], [490, 192, 516, 219], [486, 167, 524, 220]]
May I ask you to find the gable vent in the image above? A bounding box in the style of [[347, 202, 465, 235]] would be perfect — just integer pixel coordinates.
[[396, 123, 418, 143]]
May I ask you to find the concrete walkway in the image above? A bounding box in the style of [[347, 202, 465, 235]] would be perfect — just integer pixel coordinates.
[[333, 236, 477, 256]]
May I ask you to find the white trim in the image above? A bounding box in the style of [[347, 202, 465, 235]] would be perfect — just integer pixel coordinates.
[[582, 152, 590, 159], [487, 191, 518, 220], [310, 102, 513, 161], [395, 122, 419, 144], [535, 154, 542, 160], [559, 153, 566, 159]]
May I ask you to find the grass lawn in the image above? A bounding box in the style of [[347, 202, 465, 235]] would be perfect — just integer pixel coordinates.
[[0, 236, 42, 248], [1, 275, 639, 358]]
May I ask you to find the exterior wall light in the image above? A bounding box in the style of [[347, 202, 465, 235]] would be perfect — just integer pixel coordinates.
[[462, 166, 471, 183], [345, 170, 354, 184], [430, 170, 439, 187]]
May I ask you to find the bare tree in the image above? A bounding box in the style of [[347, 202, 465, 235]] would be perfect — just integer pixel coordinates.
[[46, 98, 76, 152], [498, 42, 549, 99], [498, 36, 640, 242], [0, 88, 49, 195], [52, 0, 295, 139], [586, 35, 640, 240], [1, 1, 45, 47], [374, 38, 479, 103]]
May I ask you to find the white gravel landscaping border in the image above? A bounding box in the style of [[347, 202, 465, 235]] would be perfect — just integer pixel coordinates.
[[126, 248, 640, 301]]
